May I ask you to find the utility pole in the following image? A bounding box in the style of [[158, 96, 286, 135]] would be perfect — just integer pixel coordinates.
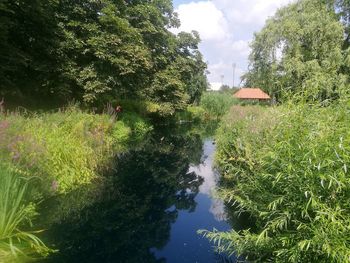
[[232, 63, 236, 89]]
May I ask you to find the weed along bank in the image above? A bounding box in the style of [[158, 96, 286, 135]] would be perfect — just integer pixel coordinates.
[[2, 0, 350, 262]]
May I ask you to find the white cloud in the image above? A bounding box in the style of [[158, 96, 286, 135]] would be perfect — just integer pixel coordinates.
[[173, 1, 229, 41], [214, 0, 292, 26], [173, 0, 293, 85], [208, 82, 223, 91], [208, 61, 246, 87], [231, 40, 250, 57], [208, 61, 228, 81]]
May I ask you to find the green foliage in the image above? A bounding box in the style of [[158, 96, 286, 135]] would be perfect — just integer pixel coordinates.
[[0, 0, 208, 112], [119, 112, 153, 142], [175, 106, 205, 123], [219, 84, 233, 92], [0, 164, 51, 261], [202, 3, 350, 259], [187, 106, 207, 122], [244, 0, 347, 102], [0, 107, 152, 194], [175, 91, 239, 123], [203, 102, 350, 262], [112, 121, 132, 149], [329, 0, 350, 47], [200, 92, 239, 119], [0, 0, 63, 106], [36, 126, 205, 261]]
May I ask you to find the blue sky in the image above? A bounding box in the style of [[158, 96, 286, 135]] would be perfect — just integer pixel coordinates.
[[171, 0, 292, 88], [173, 0, 191, 5]]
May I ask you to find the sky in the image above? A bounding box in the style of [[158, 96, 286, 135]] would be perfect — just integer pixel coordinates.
[[171, 0, 292, 88]]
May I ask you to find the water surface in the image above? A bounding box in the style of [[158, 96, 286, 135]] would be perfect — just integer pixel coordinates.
[[39, 127, 236, 263], [153, 140, 232, 263]]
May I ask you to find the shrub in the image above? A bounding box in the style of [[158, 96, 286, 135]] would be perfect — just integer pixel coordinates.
[[200, 92, 238, 119], [119, 112, 153, 141], [112, 121, 132, 149], [201, 102, 350, 262], [111, 99, 175, 117], [175, 106, 206, 123]]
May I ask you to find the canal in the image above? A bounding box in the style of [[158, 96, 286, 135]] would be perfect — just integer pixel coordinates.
[[38, 125, 237, 262]]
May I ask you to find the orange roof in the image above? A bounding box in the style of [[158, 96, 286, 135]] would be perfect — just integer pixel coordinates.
[[233, 88, 270, 100]]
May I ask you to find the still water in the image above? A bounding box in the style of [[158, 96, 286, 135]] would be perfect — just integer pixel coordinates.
[[152, 140, 232, 262], [39, 127, 236, 263]]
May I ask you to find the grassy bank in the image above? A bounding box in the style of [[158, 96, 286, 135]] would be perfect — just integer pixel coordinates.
[[0, 107, 152, 261], [201, 102, 350, 262], [176, 91, 239, 123]]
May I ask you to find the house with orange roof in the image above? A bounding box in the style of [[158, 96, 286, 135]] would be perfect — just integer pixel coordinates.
[[233, 88, 271, 102]]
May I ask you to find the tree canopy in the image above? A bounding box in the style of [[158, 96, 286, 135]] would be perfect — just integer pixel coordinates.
[[243, 0, 349, 102], [0, 0, 208, 113]]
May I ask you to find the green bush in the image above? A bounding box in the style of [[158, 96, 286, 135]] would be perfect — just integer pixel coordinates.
[[112, 121, 132, 149], [200, 92, 238, 119], [201, 102, 350, 262], [119, 112, 153, 141], [175, 106, 206, 123], [112, 99, 176, 117]]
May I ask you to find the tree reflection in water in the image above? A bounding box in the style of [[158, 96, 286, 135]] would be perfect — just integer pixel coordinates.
[[40, 128, 205, 263]]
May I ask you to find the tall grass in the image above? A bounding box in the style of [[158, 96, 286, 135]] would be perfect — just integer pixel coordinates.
[[201, 102, 350, 262], [199, 92, 239, 119], [0, 107, 152, 194], [177, 92, 239, 123], [0, 107, 152, 260], [0, 165, 51, 262]]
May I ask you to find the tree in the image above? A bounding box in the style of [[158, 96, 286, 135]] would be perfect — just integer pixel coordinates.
[[55, 0, 153, 103], [0, 0, 64, 105], [0, 0, 208, 113], [243, 0, 346, 102], [146, 31, 208, 114]]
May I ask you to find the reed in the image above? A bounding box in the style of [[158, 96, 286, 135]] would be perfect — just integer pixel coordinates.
[[201, 101, 350, 262], [200, 92, 239, 119], [0, 165, 51, 262]]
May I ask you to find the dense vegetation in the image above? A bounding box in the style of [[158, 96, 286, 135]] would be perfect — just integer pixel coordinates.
[[203, 103, 350, 262], [176, 91, 239, 123], [0, 0, 210, 260], [243, 0, 350, 102], [0, 0, 207, 114], [201, 0, 350, 262], [37, 127, 205, 262], [0, 107, 152, 261], [0, 108, 152, 194], [199, 92, 239, 119], [5, 0, 350, 261]]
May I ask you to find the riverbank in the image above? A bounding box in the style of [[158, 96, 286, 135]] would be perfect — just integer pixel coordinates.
[[35, 129, 232, 262], [202, 102, 350, 262], [176, 91, 240, 123], [0, 106, 152, 261], [0, 90, 235, 261]]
